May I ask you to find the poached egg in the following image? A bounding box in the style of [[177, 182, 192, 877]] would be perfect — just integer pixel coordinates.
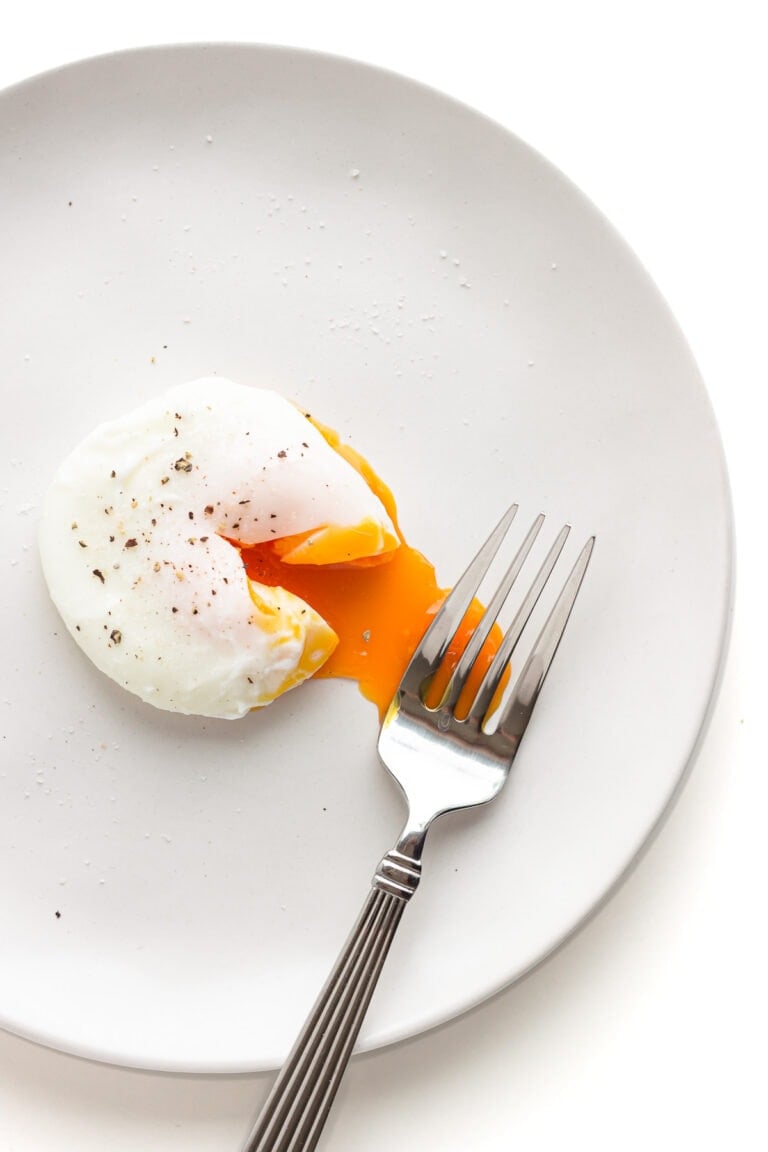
[[40, 378, 499, 720]]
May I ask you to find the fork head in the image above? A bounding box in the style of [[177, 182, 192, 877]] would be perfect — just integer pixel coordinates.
[[377, 505, 594, 828]]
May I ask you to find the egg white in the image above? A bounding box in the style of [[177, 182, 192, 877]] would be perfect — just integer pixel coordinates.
[[38, 378, 398, 718]]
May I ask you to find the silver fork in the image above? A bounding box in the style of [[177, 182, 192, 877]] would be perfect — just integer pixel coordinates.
[[242, 505, 594, 1152]]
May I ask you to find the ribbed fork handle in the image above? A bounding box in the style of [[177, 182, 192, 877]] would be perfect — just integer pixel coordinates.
[[241, 849, 421, 1152]]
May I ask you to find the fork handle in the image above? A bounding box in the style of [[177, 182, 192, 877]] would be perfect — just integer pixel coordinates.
[[241, 848, 422, 1152]]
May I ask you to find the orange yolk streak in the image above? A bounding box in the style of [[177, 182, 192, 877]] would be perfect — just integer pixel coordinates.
[[239, 421, 503, 719]]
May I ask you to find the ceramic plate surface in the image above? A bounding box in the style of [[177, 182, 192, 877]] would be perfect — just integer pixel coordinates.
[[0, 44, 732, 1071]]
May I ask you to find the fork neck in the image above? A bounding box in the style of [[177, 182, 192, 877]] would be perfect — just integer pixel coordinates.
[[372, 820, 430, 902], [394, 823, 429, 863]]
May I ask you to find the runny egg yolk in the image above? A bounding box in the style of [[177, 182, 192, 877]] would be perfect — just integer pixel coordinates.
[[239, 420, 503, 719]]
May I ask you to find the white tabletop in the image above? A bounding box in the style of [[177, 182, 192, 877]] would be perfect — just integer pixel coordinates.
[[1, 3, 763, 1149]]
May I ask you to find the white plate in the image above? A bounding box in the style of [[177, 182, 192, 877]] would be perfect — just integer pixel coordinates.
[[0, 44, 732, 1073]]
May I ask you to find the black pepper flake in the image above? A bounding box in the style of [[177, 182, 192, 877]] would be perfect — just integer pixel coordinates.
[[174, 458, 193, 472], [302, 442, 309, 448], [109, 535, 115, 543], [172, 606, 178, 614], [204, 505, 214, 515], [270, 513, 277, 519], [55, 910, 61, 919], [93, 569, 105, 583], [78, 540, 88, 548], [161, 476, 170, 485], [173, 427, 179, 437], [188, 511, 194, 520], [110, 629, 122, 645], [238, 499, 250, 505], [277, 449, 287, 459], [110, 470, 116, 478], [124, 538, 138, 549], [200, 536, 209, 543]]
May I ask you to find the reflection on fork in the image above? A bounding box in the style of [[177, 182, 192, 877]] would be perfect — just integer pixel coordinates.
[[242, 504, 595, 1152]]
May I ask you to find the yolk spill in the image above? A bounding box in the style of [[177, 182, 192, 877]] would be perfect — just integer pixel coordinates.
[[240, 421, 503, 719]]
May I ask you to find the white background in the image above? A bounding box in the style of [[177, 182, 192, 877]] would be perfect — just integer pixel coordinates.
[[0, 3, 764, 1149]]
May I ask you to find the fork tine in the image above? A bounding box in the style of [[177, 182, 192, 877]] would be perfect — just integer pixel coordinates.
[[489, 536, 595, 749], [440, 513, 545, 711], [397, 503, 519, 695], [466, 523, 572, 726]]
